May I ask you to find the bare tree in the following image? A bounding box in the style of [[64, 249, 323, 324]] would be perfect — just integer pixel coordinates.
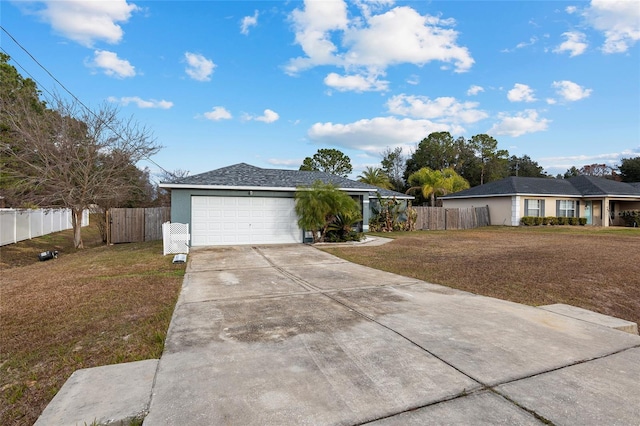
[[2, 95, 160, 248]]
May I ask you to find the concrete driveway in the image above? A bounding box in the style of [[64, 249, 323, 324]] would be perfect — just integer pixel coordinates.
[[144, 244, 640, 425]]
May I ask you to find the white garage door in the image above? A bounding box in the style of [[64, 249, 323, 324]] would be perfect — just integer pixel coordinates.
[[191, 196, 302, 246]]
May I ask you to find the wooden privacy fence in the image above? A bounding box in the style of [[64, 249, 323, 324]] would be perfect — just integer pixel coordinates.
[[414, 206, 490, 230], [107, 207, 170, 244]]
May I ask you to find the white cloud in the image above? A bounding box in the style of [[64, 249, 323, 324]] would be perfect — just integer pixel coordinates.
[[26, 0, 139, 47], [286, 0, 349, 73], [584, 0, 640, 53], [90, 50, 135, 78], [247, 109, 280, 123], [184, 52, 215, 82], [286, 2, 474, 87], [507, 83, 537, 102], [324, 72, 389, 92], [406, 74, 420, 85], [308, 116, 463, 154], [540, 149, 640, 172], [108, 96, 172, 109], [552, 80, 592, 101], [516, 37, 538, 49], [489, 110, 550, 137], [467, 85, 484, 96], [566, 6, 578, 14], [554, 31, 588, 56], [387, 94, 488, 124], [241, 10, 259, 35], [342, 6, 473, 72], [203, 106, 232, 121], [502, 37, 538, 53], [265, 158, 303, 167]]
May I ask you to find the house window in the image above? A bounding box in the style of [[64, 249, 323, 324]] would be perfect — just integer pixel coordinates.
[[525, 199, 544, 217], [557, 200, 576, 217]]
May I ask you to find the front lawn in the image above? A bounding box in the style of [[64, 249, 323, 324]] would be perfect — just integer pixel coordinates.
[[322, 226, 640, 327], [0, 227, 184, 426]]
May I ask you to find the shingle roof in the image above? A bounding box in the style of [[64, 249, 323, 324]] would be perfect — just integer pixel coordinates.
[[160, 163, 382, 193], [567, 175, 640, 196], [441, 176, 640, 199]]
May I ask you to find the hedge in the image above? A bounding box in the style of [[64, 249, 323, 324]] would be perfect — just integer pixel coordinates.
[[521, 216, 587, 226]]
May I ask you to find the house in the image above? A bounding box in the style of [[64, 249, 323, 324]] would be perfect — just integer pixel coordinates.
[[159, 163, 412, 246], [440, 175, 640, 227]]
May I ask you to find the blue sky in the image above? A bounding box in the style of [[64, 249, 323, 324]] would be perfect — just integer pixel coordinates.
[[2, 0, 639, 180]]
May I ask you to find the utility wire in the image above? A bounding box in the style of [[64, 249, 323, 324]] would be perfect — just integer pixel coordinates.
[[0, 25, 176, 179]]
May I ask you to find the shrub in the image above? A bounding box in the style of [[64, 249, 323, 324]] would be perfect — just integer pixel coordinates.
[[370, 194, 415, 232], [520, 216, 535, 226], [619, 210, 640, 227], [569, 217, 579, 226], [295, 181, 362, 243], [556, 216, 567, 225], [578, 218, 587, 226], [543, 216, 557, 225], [534, 216, 544, 226]]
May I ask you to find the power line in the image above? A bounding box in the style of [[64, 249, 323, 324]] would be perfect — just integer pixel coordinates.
[[0, 25, 176, 179]]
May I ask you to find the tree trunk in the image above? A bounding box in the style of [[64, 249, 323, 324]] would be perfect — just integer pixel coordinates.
[[72, 208, 84, 249]]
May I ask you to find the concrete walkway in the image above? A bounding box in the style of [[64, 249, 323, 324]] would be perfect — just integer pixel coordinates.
[[38, 243, 640, 425]]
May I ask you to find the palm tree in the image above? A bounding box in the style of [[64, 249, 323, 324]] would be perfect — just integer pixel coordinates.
[[406, 167, 469, 206], [357, 166, 392, 189], [294, 181, 361, 242]]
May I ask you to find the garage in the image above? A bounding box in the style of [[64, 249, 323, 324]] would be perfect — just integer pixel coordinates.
[[160, 163, 384, 247], [191, 196, 302, 246]]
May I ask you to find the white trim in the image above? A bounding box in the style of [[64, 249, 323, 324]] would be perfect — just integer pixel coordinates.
[[160, 183, 375, 192], [512, 195, 520, 226], [442, 193, 583, 200]]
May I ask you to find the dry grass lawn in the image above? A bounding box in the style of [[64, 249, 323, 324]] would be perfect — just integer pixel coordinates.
[[0, 224, 184, 426], [323, 226, 640, 327]]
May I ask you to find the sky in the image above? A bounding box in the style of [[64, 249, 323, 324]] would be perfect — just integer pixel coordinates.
[[2, 0, 639, 181]]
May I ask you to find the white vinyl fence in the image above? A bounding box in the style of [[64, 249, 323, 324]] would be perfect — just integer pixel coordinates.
[[162, 222, 190, 255], [0, 208, 90, 246]]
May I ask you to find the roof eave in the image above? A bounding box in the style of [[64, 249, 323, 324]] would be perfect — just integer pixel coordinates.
[[159, 183, 375, 192], [441, 192, 585, 199]]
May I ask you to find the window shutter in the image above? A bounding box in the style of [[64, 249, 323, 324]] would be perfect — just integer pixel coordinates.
[[540, 200, 545, 217], [575, 200, 580, 217], [524, 199, 529, 215], [556, 200, 560, 216]]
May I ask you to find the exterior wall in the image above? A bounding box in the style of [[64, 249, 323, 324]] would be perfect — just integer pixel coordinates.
[[442, 197, 513, 226], [170, 188, 372, 238], [444, 195, 639, 227]]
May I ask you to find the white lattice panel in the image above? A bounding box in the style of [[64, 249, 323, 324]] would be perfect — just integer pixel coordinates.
[[162, 222, 190, 255]]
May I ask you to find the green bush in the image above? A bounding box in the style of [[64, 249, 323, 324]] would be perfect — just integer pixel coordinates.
[[543, 216, 557, 225], [569, 217, 579, 225], [520, 216, 535, 226], [578, 218, 587, 226], [619, 210, 640, 227], [534, 216, 544, 226], [556, 216, 567, 225]]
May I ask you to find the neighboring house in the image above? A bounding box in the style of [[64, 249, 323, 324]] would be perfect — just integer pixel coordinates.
[[159, 163, 412, 246], [440, 175, 640, 227]]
